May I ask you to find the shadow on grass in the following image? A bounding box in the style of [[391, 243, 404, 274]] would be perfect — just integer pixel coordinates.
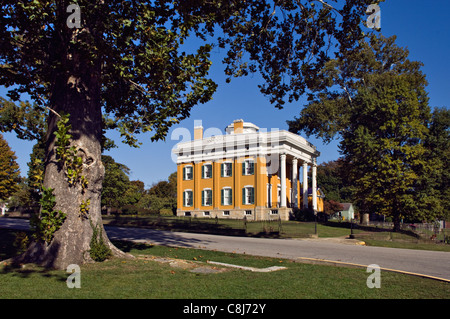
[[0, 229, 30, 260], [0, 262, 67, 283], [0, 229, 65, 281], [111, 239, 154, 253]]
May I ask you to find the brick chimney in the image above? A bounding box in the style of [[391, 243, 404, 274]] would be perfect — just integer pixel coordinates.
[[194, 125, 203, 140], [233, 119, 244, 134]]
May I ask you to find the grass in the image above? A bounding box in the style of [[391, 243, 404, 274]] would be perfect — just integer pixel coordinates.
[[0, 230, 449, 299]]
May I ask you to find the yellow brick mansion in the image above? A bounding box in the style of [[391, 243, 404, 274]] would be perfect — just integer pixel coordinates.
[[173, 119, 324, 221]]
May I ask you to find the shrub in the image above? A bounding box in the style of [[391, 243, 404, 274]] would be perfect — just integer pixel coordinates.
[[292, 207, 315, 221], [13, 231, 29, 254], [89, 221, 112, 262], [159, 208, 174, 216]]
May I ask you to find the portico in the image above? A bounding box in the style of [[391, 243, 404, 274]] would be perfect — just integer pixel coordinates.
[[278, 153, 318, 212]]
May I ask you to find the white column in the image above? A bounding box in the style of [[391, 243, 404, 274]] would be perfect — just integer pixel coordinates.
[[292, 158, 298, 208], [302, 162, 308, 208], [280, 154, 287, 208], [312, 164, 317, 212]]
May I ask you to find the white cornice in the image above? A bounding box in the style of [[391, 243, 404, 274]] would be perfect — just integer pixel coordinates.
[[172, 130, 320, 164]]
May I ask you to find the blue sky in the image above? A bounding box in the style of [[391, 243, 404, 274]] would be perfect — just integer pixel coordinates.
[[2, 0, 449, 188]]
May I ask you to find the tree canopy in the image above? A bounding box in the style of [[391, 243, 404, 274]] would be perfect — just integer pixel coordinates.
[[316, 159, 353, 203], [0, 134, 20, 201], [0, 0, 383, 268], [1, 0, 380, 144], [288, 34, 447, 230], [101, 155, 131, 210]]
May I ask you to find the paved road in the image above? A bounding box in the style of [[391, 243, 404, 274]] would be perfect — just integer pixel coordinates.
[[1, 217, 449, 281]]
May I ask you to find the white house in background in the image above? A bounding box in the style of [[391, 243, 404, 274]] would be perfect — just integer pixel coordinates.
[[332, 203, 354, 221]]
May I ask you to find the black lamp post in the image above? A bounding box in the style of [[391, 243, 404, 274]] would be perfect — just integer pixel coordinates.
[[349, 218, 355, 239]]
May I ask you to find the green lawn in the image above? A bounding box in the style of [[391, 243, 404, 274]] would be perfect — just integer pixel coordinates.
[[1, 233, 448, 299]]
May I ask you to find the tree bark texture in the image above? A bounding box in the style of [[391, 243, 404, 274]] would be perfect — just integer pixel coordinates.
[[16, 30, 130, 269]]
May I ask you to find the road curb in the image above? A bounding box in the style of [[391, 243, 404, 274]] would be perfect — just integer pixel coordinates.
[[294, 236, 366, 246], [296, 257, 450, 283]]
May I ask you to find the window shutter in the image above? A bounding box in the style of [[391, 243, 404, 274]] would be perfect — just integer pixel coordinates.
[[188, 191, 193, 206], [201, 190, 205, 206], [221, 189, 224, 205], [242, 162, 246, 175], [202, 165, 205, 178], [221, 163, 224, 177], [183, 167, 186, 180], [250, 187, 254, 204], [229, 189, 233, 205], [249, 161, 254, 175], [242, 188, 246, 205], [208, 189, 213, 206], [228, 163, 232, 177], [183, 191, 186, 206]]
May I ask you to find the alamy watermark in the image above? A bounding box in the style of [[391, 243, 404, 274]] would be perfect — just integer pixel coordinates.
[[366, 264, 381, 288], [66, 4, 81, 29], [66, 264, 81, 288], [65, 4, 381, 31], [366, 4, 381, 29]]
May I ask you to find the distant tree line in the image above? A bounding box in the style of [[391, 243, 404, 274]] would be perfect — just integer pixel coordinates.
[[0, 134, 21, 213], [290, 35, 450, 230], [101, 155, 176, 216], [2, 146, 177, 217]]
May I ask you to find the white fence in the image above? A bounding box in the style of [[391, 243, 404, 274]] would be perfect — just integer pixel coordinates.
[[368, 220, 446, 231]]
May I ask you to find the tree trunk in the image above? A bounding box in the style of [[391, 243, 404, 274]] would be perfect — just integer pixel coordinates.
[[392, 215, 401, 232], [360, 213, 370, 225], [15, 27, 131, 269]]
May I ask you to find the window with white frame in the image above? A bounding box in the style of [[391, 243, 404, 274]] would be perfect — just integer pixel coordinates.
[[183, 166, 193, 180], [221, 187, 233, 206], [202, 189, 213, 206], [242, 159, 254, 175], [183, 190, 193, 207], [202, 163, 212, 179], [242, 186, 255, 205], [221, 162, 232, 177]]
